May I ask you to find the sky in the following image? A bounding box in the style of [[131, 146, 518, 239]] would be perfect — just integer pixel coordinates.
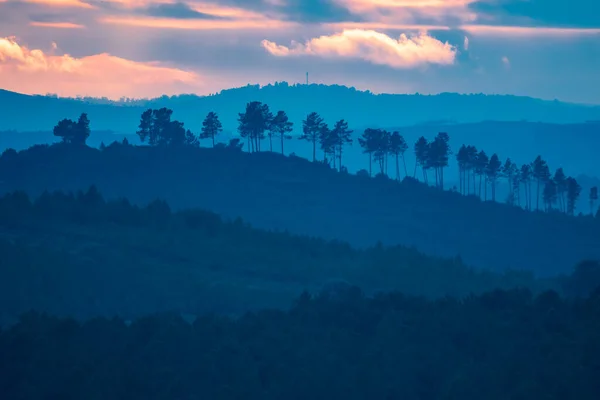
[[0, 0, 599, 103]]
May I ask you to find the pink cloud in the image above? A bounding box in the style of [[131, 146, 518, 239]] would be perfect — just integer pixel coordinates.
[[99, 15, 295, 30], [261, 29, 457, 69], [19, 0, 94, 8], [0, 36, 202, 99], [29, 21, 85, 29]]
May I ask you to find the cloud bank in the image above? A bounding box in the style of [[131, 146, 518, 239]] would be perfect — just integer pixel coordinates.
[[262, 29, 457, 68], [0, 36, 201, 98]]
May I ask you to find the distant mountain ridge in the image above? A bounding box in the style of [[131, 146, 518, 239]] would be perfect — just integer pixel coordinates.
[[2, 83, 600, 134]]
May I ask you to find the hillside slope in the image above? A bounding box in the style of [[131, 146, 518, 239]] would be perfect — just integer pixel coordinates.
[[1, 144, 598, 277]]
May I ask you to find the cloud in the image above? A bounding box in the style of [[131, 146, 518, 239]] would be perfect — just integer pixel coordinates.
[[212, 0, 361, 23], [501, 55, 510, 67], [461, 24, 600, 36], [322, 22, 450, 31], [100, 15, 294, 30], [469, 0, 600, 28], [0, 36, 202, 98], [142, 2, 222, 20], [261, 29, 457, 68], [19, 0, 94, 8], [463, 35, 469, 50], [276, 0, 361, 22], [337, 0, 478, 24], [29, 21, 85, 28], [97, 1, 296, 30]]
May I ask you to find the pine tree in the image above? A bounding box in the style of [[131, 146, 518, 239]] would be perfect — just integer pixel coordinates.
[[332, 120, 353, 171], [300, 112, 326, 162], [200, 112, 223, 148], [271, 111, 294, 155]]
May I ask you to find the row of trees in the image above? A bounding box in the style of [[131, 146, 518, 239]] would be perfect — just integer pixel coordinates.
[[455, 147, 590, 215], [55, 104, 597, 217]]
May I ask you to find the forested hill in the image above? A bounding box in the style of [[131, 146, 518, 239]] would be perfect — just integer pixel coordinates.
[[2, 84, 600, 133], [1, 187, 568, 324], [1, 143, 599, 277]]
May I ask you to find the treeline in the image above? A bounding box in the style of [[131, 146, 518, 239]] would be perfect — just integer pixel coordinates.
[[50, 104, 598, 217], [2, 286, 600, 399]]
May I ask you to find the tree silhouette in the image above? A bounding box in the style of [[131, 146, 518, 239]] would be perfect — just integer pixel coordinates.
[[136, 108, 189, 147], [270, 111, 294, 155], [137, 109, 155, 145], [532, 156, 550, 211], [590, 187, 598, 216], [502, 158, 517, 205], [153, 108, 174, 146], [553, 168, 567, 213], [486, 154, 501, 201], [475, 150, 488, 199], [543, 178, 558, 211], [466, 145, 478, 195], [511, 163, 521, 207], [332, 120, 353, 171], [215, 138, 244, 151], [300, 112, 326, 161], [75, 113, 91, 145], [53, 113, 90, 145], [413, 136, 429, 183], [520, 164, 533, 210], [166, 120, 187, 147], [318, 123, 334, 164], [238, 102, 271, 153], [428, 132, 450, 189], [456, 145, 468, 195], [185, 130, 199, 148], [566, 177, 582, 216], [388, 131, 408, 180], [374, 129, 390, 176], [358, 128, 379, 177], [200, 112, 223, 148]]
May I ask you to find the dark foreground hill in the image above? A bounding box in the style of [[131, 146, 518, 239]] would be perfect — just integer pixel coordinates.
[[1, 143, 599, 277], [1, 288, 600, 399]]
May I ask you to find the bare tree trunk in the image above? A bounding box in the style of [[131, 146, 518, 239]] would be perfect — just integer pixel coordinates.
[[536, 180, 540, 211], [402, 155, 407, 179], [467, 170, 470, 195]]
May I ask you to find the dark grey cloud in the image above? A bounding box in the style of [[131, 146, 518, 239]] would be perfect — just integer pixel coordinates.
[[470, 0, 600, 28], [143, 2, 223, 20]]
